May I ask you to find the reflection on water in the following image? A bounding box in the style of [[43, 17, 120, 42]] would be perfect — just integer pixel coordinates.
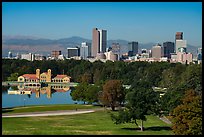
[[7, 84, 71, 99], [2, 84, 79, 108]]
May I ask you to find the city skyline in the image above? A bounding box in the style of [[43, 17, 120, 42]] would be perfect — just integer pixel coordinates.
[[3, 2, 202, 47]]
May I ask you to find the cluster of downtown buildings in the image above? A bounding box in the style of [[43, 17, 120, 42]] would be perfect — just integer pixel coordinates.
[[6, 28, 202, 64]]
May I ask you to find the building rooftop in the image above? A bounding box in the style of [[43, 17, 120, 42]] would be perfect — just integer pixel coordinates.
[[54, 75, 71, 79], [22, 74, 38, 80]]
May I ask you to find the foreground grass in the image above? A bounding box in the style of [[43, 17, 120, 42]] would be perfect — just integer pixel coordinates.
[[2, 104, 100, 114], [2, 110, 173, 135]]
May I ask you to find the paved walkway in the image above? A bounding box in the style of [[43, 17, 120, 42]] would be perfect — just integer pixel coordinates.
[[159, 116, 172, 124], [3, 107, 172, 125], [2, 109, 103, 118]]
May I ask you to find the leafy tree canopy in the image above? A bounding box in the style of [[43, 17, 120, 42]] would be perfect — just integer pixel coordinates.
[[111, 86, 160, 131], [171, 89, 202, 135], [99, 80, 125, 111]]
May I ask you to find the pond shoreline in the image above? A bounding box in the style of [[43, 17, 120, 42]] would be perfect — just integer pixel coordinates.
[[2, 81, 78, 87]]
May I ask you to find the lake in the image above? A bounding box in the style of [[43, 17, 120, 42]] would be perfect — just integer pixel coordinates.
[[2, 84, 82, 108]]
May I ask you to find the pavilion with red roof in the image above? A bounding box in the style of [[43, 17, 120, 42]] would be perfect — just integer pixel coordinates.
[[18, 69, 71, 83]]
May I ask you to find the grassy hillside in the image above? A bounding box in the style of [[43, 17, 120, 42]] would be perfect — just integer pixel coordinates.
[[2, 110, 173, 135]]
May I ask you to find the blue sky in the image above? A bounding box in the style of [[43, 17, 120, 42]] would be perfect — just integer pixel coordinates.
[[2, 2, 202, 46]]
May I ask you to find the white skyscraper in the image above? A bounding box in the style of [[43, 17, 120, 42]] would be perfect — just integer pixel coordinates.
[[175, 32, 187, 53], [175, 40, 187, 53], [80, 42, 91, 60], [21, 53, 35, 61], [8, 51, 12, 58], [98, 29, 107, 53]]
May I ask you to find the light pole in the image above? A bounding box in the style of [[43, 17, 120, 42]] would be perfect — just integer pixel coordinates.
[[74, 101, 77, 111]]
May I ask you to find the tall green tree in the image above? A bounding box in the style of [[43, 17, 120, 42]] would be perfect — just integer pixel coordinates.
[[70, 82, 101, 104], [180, 64, 202, 93], [111, 87, 160, 131], [160, 64, 202, 114], [171, 89, 202, 135], [93, 69, 102, 84], [70, 82, 88, 104], [85, 84, 101, 104], [159, 68, 176, 88], [160, 84, 186, 113]]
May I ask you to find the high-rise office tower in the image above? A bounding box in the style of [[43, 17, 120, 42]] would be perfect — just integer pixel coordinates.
[[67, 47, 80, 58], [151, 43, 164, 59], [92, 28, 107, 57], [197, 48, 202, 60], [175, 32, 183, 40], [16, 53, 21, 59], [175, 32, 187, 53], [163, 42, 174, 59], [111, 43, 120, 54], [8, 51, 12, 58], [111, 43, 120, 59], [80, 42, 91, 60], [92, 28, 99, 57], [128, 41, 138, 56], [175, 40, 187, 53], [21, 53, 35, 61]]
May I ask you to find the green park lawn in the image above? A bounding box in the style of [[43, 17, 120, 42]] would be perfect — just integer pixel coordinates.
[[2, 105, 173, 135]]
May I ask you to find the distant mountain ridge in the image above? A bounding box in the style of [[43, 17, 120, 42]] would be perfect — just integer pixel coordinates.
[[3, 35, 40, 40], [2, 35, 91, 46], [2, 35, 200, 58]]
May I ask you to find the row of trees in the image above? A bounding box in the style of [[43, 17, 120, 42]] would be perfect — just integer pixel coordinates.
[[2, 59, 202, 134], [3, 58, 202, 111], [71, 78, 202, 134], [71, 79, 160, 131], [2, 58, 175, 86]]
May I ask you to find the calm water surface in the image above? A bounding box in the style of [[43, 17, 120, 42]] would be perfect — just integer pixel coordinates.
[[2, 85, 81, 108]]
